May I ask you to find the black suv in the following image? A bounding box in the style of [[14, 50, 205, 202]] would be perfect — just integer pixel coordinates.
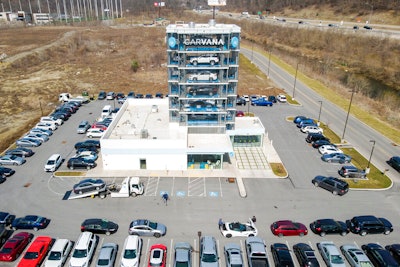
[[310, 219, 349, 236], [236, 97, 246, 105], [312, 176, 349, 196], [306, 133, 329, 143], [75, 140, 101, 150], [338, 166, 366, 178], [270, 243, 295, 267], [346, 215, 393, 236], [67, 158, 97, 170], [81, 218, 119, 235], [293, 243, 319, 267]]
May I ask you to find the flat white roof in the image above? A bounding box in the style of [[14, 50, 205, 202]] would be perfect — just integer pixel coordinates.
[[166, 21, 241, 34], [188, 133, 233, 153], [106, 98, 187, 140]]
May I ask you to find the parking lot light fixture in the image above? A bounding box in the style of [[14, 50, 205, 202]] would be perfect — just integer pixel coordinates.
[[317, 101, 323, 124], [367, 140, 376, 170], [341, 89, 356, 142]]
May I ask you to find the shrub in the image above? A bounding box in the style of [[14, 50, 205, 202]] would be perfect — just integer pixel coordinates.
[[131, 60, 139, 72]]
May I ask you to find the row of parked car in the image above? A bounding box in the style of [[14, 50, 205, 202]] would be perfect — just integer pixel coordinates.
[[98, 91, 164, 102], [292, 115, 365, 196], [236, 94, 288, 106], [0, 210, 398, 267], [0, 101, 86, 181]]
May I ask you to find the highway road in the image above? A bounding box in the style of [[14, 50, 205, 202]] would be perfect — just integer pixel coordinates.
[[240, 47, 400, 183]]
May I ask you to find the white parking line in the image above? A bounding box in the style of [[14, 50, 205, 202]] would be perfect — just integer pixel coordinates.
[[188, 177, 206, 197], [169, 239, 174, 267], [144, 177, 159, 196]]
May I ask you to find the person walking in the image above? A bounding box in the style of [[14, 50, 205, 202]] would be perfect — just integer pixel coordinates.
[[162, 193, 169, 206], [218, 218, 224, 228]]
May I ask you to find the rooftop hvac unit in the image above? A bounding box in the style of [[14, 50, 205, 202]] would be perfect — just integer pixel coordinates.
[[141, 129, 148, 139]]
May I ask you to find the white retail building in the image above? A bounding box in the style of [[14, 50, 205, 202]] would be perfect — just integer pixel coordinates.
[[100, 21, 266, 171]]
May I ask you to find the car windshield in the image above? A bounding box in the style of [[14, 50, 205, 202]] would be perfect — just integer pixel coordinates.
[[359, 262, 374, 267], [176, 261, 189, 267], [330, 255, 344, 264], [73, 249, 87, 258], [231, 264, 243, 267], [97, 259, 110, 266], [24, 252, 39, 259], [124, 249, 137, 259], [202, 253, 217, 262], [48, 251, 61, 260], [149, 221, 157, 229], [0, 248, 12, 253]]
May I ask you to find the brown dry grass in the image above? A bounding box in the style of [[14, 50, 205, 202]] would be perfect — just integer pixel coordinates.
[[0, 22, 282, 153]]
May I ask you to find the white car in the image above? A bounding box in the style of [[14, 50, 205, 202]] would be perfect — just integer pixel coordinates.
[[190, 55, 219, 66], [317, 241, 346, 267], [120, 235, 142, 267], [44, 238, 73, 267], [242, 95, 250, 102], [24, 133, 48, 142], [220, 218, 258, 238], [340, 244, 373, 267], [188, 71, 218, 81], [277, 94, 287, 102], [36, 122, 57, 131], [301, 125, 323, 134], [41, 116, 63, 126], [75, 151, 98, 161], [319, 145, 343, 155], [86, 128, 104, 138]]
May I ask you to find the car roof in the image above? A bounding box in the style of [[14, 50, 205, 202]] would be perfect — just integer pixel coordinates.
[[124, 235, 140, 249], [51, 238, 70, 251]]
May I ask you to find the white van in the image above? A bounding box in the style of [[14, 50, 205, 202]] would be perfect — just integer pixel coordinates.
[[44, 154, 62, 172], [69, 232, 98, 267], [101, 105, 112, 119]]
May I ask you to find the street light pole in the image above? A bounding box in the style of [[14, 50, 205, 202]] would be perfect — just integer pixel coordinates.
[[341, 89, 356, 142], [366, 3, 373, 24], [367, 140, 376, 169], [292, 62, 299, 100], [317, 101, 323, 124], [267, 48, 272, 78], [250, 42, 254, 63]]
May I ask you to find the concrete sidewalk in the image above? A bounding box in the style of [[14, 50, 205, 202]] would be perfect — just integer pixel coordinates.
[[85, 135, 287, 198]]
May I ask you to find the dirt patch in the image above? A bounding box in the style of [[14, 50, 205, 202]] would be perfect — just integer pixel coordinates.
[[0, 24, 278, 153]]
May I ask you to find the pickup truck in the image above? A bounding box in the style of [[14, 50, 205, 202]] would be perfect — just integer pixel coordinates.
[[245, 236, 269, 267]]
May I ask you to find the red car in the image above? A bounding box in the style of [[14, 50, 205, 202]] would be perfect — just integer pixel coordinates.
[[17, 236, 54, 267], [270, 220, 308, 237], [91, 123, 108, 131], [148, 244, 167, 267], [0, 232, 34, 262]]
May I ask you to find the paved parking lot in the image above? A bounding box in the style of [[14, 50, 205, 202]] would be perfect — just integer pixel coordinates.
[[1, 99, 400, 267]]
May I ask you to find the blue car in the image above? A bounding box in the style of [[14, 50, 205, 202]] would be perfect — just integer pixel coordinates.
[[11, 215, 50, 231], [251, 98, 273, 106]]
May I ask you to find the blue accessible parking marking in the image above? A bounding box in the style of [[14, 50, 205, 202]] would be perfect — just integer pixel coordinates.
[[176, 191, 186, 197], [209, 191, 219, 197]]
